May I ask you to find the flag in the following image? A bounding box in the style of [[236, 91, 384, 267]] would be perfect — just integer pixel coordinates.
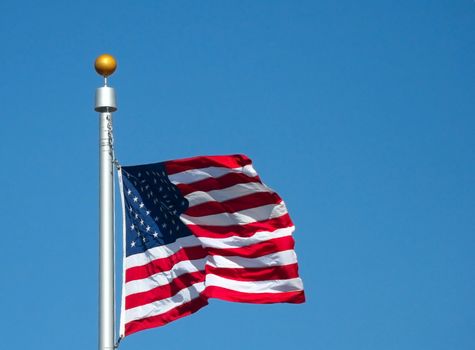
[[118, 154, 305, 337]]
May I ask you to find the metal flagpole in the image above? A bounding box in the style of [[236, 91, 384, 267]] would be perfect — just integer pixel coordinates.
[[95, 54, 118, 350]]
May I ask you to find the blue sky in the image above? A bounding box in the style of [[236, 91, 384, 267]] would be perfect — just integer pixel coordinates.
[[0, 1, 474, 349]]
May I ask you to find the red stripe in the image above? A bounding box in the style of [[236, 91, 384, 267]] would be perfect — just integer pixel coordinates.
[[206, 263, 300, 282], [125, 271, 205, 309], [207, 236, 295, 258], [186, 214, 294, 238], [165, 154, 252, 175], [124, 296, 209, 336], [126, 246, 207, 282], [185, 192, 282, 217], [176, 172, 261, 195], [203, 286, 305, 304]]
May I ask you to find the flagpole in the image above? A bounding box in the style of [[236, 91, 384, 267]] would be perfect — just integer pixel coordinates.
[[95, 54, 118, 350]]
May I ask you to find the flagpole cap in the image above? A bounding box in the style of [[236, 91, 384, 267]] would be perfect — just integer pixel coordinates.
[[94, 54, 117, 77]]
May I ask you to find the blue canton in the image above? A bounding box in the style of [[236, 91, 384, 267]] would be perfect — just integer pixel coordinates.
[[121, 163, 192, 257]]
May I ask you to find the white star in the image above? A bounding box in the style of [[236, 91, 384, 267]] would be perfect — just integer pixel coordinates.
[[154, 216, 159, 222], [153, 231, 159, 238], [127, 189, 132, 195], [131, 241, 136, 247], [146, 210, 151, 215], [142, 237, 146, 242], [139, 202, 144, 208], [145, 225, 151, 232], [134, 213, 139, 219], [133, 196, 138, 202], [162, 222, 167, 228], [128, 206, 133, 212], [140, 219, 144, 226], [130, 224, 135, 231]]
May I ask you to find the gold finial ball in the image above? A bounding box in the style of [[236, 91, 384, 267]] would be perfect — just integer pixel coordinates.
[[94, 54, 117, 77]]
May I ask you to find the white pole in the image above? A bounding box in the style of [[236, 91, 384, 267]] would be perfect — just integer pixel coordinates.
[[96, 81, 117, 350]]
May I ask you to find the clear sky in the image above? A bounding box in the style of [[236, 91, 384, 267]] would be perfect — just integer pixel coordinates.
[[0, 1, 474, 349]]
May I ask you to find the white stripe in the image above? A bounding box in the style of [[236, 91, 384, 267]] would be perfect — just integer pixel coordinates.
[[198, 226, 294, 249], [125, 282, 206, 323], [181, 202, 287, 226], [205, 274, 304, 293], [125, 235, 202, 269], [185, 182, 272, 208], [206, 250, 298, 269], [125, 258, 206, 295], [169, 165, 257, 185]]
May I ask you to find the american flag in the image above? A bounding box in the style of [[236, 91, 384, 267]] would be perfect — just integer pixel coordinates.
[[119, 154, 305, 337]]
